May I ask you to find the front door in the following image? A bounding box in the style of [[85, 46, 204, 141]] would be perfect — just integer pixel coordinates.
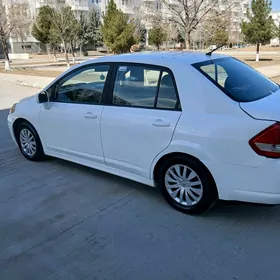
[[40, 63, 111, 164], [101, 63, 182, 178]]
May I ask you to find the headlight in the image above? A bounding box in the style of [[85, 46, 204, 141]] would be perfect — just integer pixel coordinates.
[[10, 103, 17, 114]]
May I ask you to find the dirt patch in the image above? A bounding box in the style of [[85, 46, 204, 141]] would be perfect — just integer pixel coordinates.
[[227, 46, 280, 52], [272, 76, 280, 84], [0, 69, 61, 78], [233, 56, 280, 68]]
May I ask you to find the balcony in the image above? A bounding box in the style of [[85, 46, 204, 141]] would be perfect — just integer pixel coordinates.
[[169, 0, 179, 5], [35, 1, 56, 8], [71, 4, 89, 11], [122, 5, 135, 14]]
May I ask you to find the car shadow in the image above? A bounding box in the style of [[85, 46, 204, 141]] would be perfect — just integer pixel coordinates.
[[244, 58, 273, 62], [203, 199, 280, 220]]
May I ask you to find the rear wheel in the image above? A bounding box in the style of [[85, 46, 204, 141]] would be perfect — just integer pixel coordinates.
[[156, 155, 218, 214], [16, 121, 45, 161]]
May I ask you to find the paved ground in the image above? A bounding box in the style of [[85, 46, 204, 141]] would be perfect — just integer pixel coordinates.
[[2, 80, 280, 280]]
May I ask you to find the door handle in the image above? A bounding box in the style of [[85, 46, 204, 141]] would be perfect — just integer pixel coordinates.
[[152, 119, 170, 127], [84, 112, 98, 119]]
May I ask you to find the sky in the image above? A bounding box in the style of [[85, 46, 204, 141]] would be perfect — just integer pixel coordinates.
[[272, 1, 280, 11]]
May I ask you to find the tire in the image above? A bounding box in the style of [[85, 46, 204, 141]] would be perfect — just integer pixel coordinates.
[[15, 121, 45, 161], [156, 155, 218, 215]]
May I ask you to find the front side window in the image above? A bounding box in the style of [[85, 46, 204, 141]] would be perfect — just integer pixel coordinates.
[[54, 64, 110, 104], [113, 64, 179, 109], [193, 57, 279, 103]]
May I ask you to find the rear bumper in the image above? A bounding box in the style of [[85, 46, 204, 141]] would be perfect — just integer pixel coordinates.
[[230, 190, 280, 205], [204, 159, 280, 205]]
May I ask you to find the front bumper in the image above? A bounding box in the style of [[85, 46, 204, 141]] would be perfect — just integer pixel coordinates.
[[7, 114, 17, 145]]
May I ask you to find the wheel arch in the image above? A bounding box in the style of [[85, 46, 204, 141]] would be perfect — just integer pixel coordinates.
[[13, 118, 40, 144], [152, 152, 219, 197]]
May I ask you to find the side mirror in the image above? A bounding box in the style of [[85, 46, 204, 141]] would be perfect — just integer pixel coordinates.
[[38, 91, 48, 103]]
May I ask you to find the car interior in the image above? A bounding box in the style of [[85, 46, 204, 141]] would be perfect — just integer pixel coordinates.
[[114, 66, 178, 108]]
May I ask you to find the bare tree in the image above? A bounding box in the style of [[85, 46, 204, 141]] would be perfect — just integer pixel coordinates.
[[158, 0, 237, 50], [198, 10, 230, 47], [12, 2, 32, 53], [0, 0, 32, 70], [0, 0, 15, 70]]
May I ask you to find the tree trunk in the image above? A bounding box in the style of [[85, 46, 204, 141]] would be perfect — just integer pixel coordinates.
[[185, 30, 191, 50], [1, 38, 11, 70], [46, 43, 51, 59], [21, 37, 27, 53], [63, 41, 70, 69], [80, 44, 83, 57], [256, 43, 260, 62], [70, 44, 75, 64], [52, 46, 57, 62]]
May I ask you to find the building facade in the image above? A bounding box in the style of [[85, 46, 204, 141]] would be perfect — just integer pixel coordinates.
[[218, 0, 250, 44]]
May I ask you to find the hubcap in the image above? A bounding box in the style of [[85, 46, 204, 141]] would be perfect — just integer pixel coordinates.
[[164, 164, 203, 206], [19, 128, 36, 157]]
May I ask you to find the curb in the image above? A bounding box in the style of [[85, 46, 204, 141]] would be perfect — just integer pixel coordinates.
[[16, 80, 49, 89]]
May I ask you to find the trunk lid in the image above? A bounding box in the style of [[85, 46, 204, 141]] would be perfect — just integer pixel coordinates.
[[240, 89, 280, 122]]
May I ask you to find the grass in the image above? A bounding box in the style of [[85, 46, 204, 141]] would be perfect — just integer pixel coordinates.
[[227, 46, 280, 52], [234, 55, 280, 68]]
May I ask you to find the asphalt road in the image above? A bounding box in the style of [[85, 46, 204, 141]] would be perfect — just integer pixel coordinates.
[[1, 80, 280, 280]]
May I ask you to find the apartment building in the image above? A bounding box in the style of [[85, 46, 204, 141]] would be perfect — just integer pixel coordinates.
[[218, 0, 250, 43], [0, 0, 93, 55]]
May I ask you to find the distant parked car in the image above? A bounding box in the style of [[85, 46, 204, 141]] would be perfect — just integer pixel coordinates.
[[96, 46, 108, 53], [209, 45, 217, 50], [7, 52, 280, 214]]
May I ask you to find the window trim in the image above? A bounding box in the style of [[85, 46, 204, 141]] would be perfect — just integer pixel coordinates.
[[46, 62, 114, 106], [107, 62, 182, 111]]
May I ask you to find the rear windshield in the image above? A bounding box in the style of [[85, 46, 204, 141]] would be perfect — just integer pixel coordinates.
[[192, 57, 279, 103]]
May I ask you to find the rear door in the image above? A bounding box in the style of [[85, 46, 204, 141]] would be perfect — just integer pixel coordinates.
[[101, 63, 182, 179]]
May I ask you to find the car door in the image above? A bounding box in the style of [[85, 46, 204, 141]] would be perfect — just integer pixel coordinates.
[[40, 63, 111, 164], [101, 63, 182, 179]]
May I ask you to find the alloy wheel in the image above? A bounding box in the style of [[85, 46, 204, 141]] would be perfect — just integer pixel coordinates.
[[19, 128, 37, 157], [164, 164, 203, 206]]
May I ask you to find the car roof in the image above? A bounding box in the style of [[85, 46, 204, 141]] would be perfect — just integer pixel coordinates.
[[82, 51, 229, 68]]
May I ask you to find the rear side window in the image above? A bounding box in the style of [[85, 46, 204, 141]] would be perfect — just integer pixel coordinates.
[[193, 57, 279, 103], [113, 64, 180, 110]]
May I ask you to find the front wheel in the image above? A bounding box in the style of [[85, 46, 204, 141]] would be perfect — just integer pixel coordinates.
[[16, 121, 45, 161], [156, 156, 218, 215]]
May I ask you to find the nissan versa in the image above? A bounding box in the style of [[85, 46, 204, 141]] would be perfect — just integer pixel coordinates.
[[7, 52, 280, 214]]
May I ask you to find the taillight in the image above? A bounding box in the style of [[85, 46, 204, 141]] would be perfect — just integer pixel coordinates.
[[249, 123, 280, 158]]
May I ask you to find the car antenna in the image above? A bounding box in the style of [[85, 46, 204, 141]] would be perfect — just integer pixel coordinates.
[[206, 44, 226, 56]]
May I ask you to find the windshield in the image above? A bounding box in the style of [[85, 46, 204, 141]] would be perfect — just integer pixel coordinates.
[[192, 57, 279, 103]]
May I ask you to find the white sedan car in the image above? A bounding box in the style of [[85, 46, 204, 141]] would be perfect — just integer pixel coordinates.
[[7, 52, 280, 214]]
